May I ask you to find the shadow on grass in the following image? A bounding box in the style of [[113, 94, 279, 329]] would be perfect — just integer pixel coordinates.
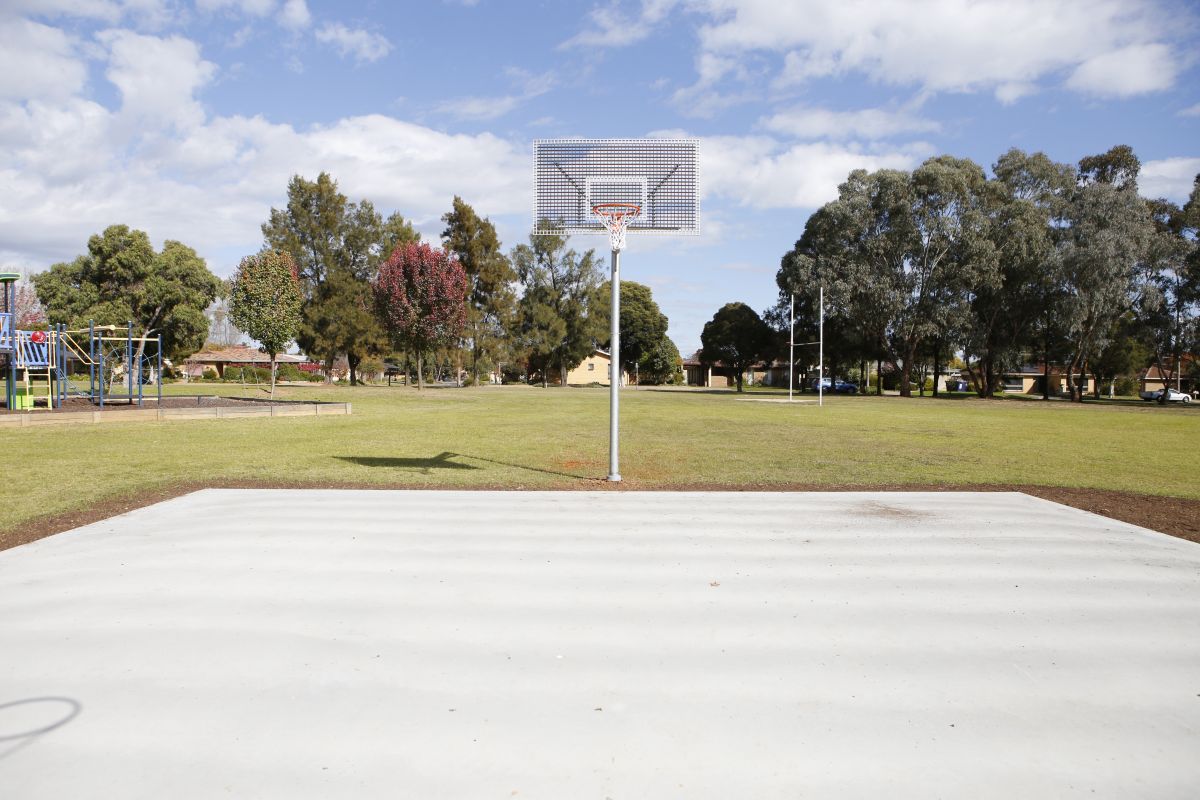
[[335, 451, 598, 482], [451, 452, 599, 482], [336, 452, 479, 472]]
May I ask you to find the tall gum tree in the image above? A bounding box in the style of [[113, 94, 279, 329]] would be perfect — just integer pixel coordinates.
[[511, 231, 603, 386], [779, 156, 994, 397], [441, 197, 517, 385], [1058, 146, 1152, 402]]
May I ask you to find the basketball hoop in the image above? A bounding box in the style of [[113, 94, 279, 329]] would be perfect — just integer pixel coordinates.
[[592, 202, 641, 251]]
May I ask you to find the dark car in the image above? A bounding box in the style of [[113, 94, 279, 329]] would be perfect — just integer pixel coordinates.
[[812, 378, 857, 394]]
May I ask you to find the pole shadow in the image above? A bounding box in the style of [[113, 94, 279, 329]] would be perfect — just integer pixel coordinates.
[[0, 696, 82, 762], [335, 451, 598, 482]]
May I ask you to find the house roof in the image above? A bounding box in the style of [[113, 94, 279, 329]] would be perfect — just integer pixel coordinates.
[[185, 345, 305, 364]]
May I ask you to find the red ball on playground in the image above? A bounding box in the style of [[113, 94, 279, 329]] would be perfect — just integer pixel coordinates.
[[30, 330, 47, 344]]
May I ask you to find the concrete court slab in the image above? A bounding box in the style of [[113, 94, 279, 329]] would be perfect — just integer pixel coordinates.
[[1, 490, 1198, 799]]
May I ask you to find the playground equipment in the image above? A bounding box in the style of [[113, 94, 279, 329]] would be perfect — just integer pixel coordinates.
[[0, 273, 163, 411]]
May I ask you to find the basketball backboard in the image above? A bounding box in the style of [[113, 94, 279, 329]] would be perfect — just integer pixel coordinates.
[[532, 139, 699, 238]]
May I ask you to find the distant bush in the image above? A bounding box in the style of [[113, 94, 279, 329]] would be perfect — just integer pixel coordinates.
[[223, 366, 272, 383], [1114, 376, 1139, 396]]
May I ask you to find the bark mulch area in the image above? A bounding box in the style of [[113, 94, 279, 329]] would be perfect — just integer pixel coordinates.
[[0, 395, 281, 414], [2, 480, 1196, 553]]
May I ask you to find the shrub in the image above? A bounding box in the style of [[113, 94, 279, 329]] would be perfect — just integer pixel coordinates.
[[223, 366, 272, 383]]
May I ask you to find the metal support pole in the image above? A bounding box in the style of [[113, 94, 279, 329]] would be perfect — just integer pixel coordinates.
[[818, 286, 824, 408], [788, 294, 794, 402], [157, 334, 162, 407], [608, 248, 621, 482], [126, 321, 133, 404]]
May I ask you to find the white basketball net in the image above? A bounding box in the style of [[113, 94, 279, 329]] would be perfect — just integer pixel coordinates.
[[592, 203, 642, 251]]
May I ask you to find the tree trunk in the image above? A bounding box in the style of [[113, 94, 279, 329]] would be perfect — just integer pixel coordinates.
[[416, 352, 424, 390], [348, 352, 359, 386], [899, 354, 913, 398], [1065, 349, 1083, 402], [269, 352, 276, 401], [560, 363, 568, 387], [982, 353, 994, 399], [735, 369, 744, 392], [932, 339, 940, 397], [876, 359, 882, 395]]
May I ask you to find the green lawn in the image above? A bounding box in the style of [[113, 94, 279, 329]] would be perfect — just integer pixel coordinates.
[[4, 382, 1197, 543]]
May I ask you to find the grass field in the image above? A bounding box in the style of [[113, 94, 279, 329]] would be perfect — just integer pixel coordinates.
[[3, 382, 1197, 547]]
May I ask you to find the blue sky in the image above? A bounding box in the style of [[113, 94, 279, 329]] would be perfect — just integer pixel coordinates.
[[2, 0, 1198, 353]]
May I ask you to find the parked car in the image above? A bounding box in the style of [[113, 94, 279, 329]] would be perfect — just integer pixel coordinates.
[[1140, 388, 1192, 403], [945, 379, 969, 392], [811, 378, 858, 394]]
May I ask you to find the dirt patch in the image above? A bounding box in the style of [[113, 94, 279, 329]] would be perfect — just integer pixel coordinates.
[[2, 480, 1197, 554], [1, 395, 281, 414]]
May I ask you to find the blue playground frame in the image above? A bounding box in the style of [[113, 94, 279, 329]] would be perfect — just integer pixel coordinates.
[[0, 274, 163, 411]]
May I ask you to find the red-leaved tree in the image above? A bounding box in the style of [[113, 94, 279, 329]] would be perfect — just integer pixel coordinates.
[[372, 242, 467, 390]]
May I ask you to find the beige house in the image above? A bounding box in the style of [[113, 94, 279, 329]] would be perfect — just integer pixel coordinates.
[[563, 349, 628, 386], [998, 365, 1091, 395]]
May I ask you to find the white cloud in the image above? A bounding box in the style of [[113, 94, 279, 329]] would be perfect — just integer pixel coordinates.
[[98, 29, 217, 129], [577, 0, 1186, 103], [761, 105, 938, 140], [277, 0, 310, 30], [0, 17, 88, 101], [195, 0, 276, 16], [1065, 43, 1178, 97], [560, 0, 676, 48], [315, 22, 391, 63], [0, 28, 528, 273], [699, 134, 931, 208], [434, 68, 555, 121], [1178, 103, 1200, 117], [1140, 157, 1200, 201]]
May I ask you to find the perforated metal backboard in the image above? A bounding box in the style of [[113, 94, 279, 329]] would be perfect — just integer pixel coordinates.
[[533, 139, 699, 237]]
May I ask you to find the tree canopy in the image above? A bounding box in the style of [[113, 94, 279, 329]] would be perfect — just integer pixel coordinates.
[[442, 196, 517, 384], [700, 302, 774, 392], [511, 230, 603, 386], [372, 242, 467, 389], [594, 280, 677, 384], [262, 172, 418, 378], [33, 224, 221, 360], [229, 250, 303, 399]]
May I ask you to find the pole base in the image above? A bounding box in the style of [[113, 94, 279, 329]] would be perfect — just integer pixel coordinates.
[[607, 473, 622, 482]]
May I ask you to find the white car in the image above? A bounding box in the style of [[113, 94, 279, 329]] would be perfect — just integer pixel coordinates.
[[1141, 388, 1192, 403]]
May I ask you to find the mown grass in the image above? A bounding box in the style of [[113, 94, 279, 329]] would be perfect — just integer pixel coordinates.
[[4, 382, 1196, 540]]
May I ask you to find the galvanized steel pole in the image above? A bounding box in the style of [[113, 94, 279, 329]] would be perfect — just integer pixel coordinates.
[[608, 247, 621, 482], [788, 294, 794, 402]]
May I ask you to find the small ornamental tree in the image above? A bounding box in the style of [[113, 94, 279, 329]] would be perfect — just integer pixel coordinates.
[[372, 242, 467, 390], [229, 250, 303, 399]]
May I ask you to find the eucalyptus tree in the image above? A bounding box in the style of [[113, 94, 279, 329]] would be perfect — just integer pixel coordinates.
[[778, 156, 994, 397], [511, 231, 603, 386], [1057, 148, 1153, 401], [961, 149, 1074, 396], [1137, 181, 1199, 402]]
